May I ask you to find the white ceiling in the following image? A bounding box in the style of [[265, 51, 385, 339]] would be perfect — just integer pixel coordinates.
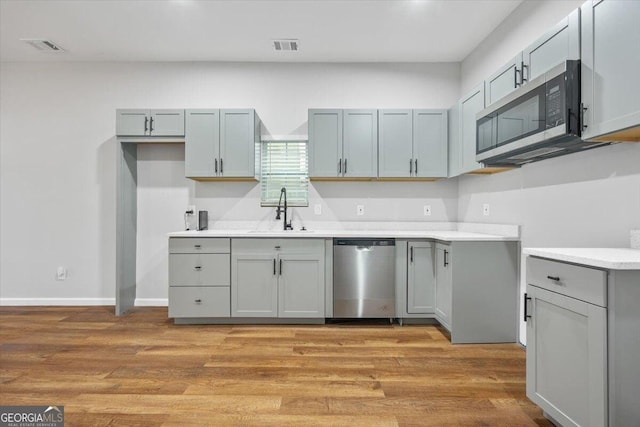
[[0, 0, 523, 63]]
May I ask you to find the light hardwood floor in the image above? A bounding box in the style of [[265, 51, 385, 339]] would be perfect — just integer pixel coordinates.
[[0, 306, 550, 426]]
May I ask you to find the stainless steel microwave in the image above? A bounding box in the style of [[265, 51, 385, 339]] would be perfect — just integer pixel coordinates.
[[476, 60, 607, 167]]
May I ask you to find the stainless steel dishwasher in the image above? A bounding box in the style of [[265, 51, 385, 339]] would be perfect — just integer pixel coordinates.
[[333, 239, 396, 318]]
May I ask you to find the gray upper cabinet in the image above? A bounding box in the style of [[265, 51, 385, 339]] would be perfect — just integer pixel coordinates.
[[581, 0, 640, 141], [184, 108, 258, 179], [220, 109, 258, 177], [185, 109, 220, 178], [485, 53, 523, 107], [459, 84, 485, 174], [378, 109, 448, 178], [116, 109, 184, 137], [342, 109, 378, 178], [378, 110, 413, 178], [522, 8, 580, 83], [308, 109, 377, 178], [413, 110, 448, 178], [407, 241, 435, 314], [484, 8, 580, 107], [309, 109, 343, 177]]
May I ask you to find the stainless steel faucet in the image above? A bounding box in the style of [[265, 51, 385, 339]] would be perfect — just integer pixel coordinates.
[[275, 187, 293, 230]]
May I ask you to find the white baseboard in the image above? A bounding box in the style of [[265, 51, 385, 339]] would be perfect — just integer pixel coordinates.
[[135, 298, 168, 307], [0, 298, 116, 306]]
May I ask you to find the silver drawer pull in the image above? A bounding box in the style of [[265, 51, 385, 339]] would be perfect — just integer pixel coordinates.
[[547, 275, 560, 282], [194, 299, 202, 304], [194, 245, 201, 249], [194, 266, 202, 271]]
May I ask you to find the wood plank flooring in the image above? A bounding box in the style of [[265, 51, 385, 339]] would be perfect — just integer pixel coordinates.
[[0, 306, 550, 426]]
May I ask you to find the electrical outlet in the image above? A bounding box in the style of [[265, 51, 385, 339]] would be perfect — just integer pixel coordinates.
[[356, 205, 365, 216], [424, 205, 432, 216], [314, 204, 322, 215], [483, 203, 490, 216], [56, 266, 67, 281]]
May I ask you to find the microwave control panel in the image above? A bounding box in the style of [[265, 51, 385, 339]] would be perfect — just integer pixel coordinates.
[[546, 74, 566, 128]]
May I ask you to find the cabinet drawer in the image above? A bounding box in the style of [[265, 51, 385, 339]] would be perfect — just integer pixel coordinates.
[[232, 238, 325, 254], [169, 286, 230, 318], [169, 254, 230, 286], [169, 238, 230, 254], [527, 256, 607, 307]]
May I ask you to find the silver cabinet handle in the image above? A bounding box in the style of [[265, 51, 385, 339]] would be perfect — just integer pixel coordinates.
[[414, 159, 418, 175], [149, 116, 154, 133], [273, 259, 276, 275], [195, 299, 202, 304], [338, 159, 342, 174], [521, 61, 528, 84], [194, 245, 201, 249], [409, 159, 413, 175], [144, 116, 149, 133], [344, 158, 347, 174], [194, 266, 202, 271], [220, 158, 223, 174], [279, 259, 283, 276], [410, 246, 414, 263], [215, 158, 218, 174], [514, 67, 521, 88]]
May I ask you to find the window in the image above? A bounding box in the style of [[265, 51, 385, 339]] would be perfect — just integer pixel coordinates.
[[260, 141, 308, 207]]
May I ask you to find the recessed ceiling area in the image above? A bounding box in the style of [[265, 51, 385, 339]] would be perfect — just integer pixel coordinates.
[[0, 0, 523, 63]]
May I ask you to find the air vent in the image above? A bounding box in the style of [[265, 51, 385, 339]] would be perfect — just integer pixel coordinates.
[[273, 39, 299, 51], [21, 39, 65, 52]]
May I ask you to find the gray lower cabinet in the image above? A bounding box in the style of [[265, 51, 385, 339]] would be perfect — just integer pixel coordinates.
[[525, 257, 607, 427], [116, 109, 184, 137], [581, 0, 640, 141], [308, 109, 377, 178], [434, 243, 452, 330], [185, 109, 258, 178], [406, 241, 435, 314], [231, 239, 325, 318], [168, 238, 231, 319], [439, 241, 518, 343], [378, 110, 448, 178]]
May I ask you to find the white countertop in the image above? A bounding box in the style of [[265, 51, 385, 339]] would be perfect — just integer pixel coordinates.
[[168, 229, 518, 241], [523, 248, 640, 270]]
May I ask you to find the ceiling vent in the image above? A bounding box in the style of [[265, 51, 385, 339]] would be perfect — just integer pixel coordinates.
[[273, 39, 299, 52], [21, 39, 65, 52]]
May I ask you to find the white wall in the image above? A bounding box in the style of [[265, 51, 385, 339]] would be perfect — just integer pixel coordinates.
[[459, 0, 640, 343], [0, 61, 460, 302]]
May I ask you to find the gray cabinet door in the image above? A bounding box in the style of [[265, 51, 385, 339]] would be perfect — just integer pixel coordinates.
[[308, 109, 343, 177], [220, 109, 256, 177], [413, 109, 448, 178], [447, 103, 462, 177], [526, 285, 607, 427], [231, 252, 278, 317], [523, 8, 580, 83], [343, 109, 378, 177], [581, 0, 640, 140], [278, 254, 325, 318], [116, 109, 149, 136], [484, 53, 523, 106], [407, 242, 435, 314], [434, 243, 452, 331], [185, 109, 220, 178], [459, 84, 485, 173], [378, 109, 413, 178], [149, 109, 184, 136]]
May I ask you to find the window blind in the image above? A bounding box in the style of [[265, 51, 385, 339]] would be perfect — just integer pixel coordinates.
[[260, 141, 309, 207]]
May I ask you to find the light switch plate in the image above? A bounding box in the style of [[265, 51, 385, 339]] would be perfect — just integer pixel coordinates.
[[356, 205, 365, 216]]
